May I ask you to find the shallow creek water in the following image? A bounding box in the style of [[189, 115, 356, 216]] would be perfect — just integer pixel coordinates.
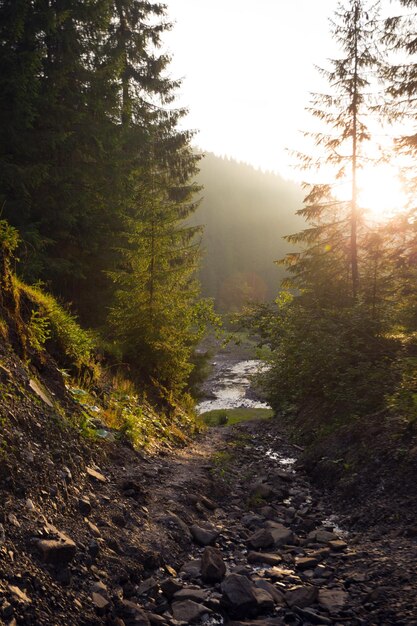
[[196, 358, 271, 414]]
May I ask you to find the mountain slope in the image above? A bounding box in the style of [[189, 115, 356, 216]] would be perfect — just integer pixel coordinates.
[[194, 153, 303, 309]]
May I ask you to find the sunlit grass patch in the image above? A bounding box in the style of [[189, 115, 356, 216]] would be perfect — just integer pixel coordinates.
[[200, 407, 273, 427]]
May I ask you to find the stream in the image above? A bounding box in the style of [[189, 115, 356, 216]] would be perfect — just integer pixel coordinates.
[[196, 356, 271, 414]]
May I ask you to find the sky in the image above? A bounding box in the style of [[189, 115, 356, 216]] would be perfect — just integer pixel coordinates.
[[162, 0, 340, 180]]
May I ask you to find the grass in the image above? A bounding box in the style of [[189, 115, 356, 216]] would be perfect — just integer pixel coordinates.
[[200, 407, 273, 427]]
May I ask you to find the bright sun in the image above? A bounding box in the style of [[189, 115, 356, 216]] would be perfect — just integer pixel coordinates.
[[357, 164, 408, 223]]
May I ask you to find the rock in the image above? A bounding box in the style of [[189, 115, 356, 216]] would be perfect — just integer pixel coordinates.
[[92, 592, 109, 613], [91, 581, 108, 598], [247, 551, 282, 566], [137, 577, 158, 596], [37, 533, 76, 567], [253, 587, 275, 613], [180, 559, 202, 579], [285, 585, 318, 608], [253, 579, 285, 605], [160, 578, 183, 598], [29, 379, 53, 407], [79, 497, 92, 516], [201, 546, 226, 582], [307, 529, 337, 544], [86, 520, 101, 537], [318, 588, 348, 612], [221, 574, 258, 618], [247, 528, 274, 549], [171, 599, 211, 622], [7, 513, 19, 528], [250, 482, 274, 500], [328, 539, 348, 552], [0, 523, 5, 544], [88, 540, 100, 559], [160, 512, 191, 539], [200, 495, 217, 510], [173, 588, 209, 602], [62, 466, 72, 483], [271, 525, 293, 546], [190, 524, 219, 546], [86, 466, 107, 483], [117, 599, 150, 625], [295, 556, 319, 570], [148, 615, 166, 625], [8, 585, 31, 605], [242, 513, 265, 529]]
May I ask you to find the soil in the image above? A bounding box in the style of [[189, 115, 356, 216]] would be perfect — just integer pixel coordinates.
[[1, 338, 417, 625]]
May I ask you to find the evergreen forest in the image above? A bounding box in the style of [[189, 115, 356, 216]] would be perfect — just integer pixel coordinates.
[[2, 0, 417, 453]]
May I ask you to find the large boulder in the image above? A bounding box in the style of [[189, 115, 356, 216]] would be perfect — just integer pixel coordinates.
[[201, 546, 226, 582], [221, 574, 259, 618]]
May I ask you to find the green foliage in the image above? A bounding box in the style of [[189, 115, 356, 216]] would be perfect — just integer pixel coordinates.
[[0, 221, 19, 255], [27, 309, 51, 352], [15, 280, 94, 368], [245, 295, 401, 423]]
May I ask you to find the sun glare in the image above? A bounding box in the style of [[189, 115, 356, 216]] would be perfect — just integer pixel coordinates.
[[358, 165, 408, 223], [334, 164, 408, 224]]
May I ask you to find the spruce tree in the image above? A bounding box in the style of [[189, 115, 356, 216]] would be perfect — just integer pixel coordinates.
[[284, 0, 381, 303]]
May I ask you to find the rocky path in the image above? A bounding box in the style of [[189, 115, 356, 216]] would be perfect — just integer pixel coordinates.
[[2, 415, 417, 625], [102, 418, 417, 625]]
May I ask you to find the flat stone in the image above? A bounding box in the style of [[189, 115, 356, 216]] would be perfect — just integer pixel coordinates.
[[253, 587, 275, 613], [247, 551, 282, 566], [29, 379, 53, 407], [318, 588, 348, 612], [137, 577, 158, 596], [201, 546, 226, 582], [285, 585, 318, 608], [180, 559, 202, 579], [86, 467, 107, 483], [160, 578, 183, 598], [8, 585, 31, 604], [295, 556, 319, 570], [161, 512, 192, 539], [270, 524, 293, 546], [86, 520, 101, 537], [190, 524, 219, 546], [253, 579, 285, 605], [173, 588, 209, 602], [117, 599, 150, 625], [307, 530, 337, 544], [37, 533, 76, 567], [247, 528, 274, 549], [171, 599, 211, 623], [91, 592, 109, 612], [328, 539, 348, 552], [200, 495, 217, 510]]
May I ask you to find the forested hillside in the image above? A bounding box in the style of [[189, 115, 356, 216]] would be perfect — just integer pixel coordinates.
[[0, 0, 209, 398], [194, 154, 303, 310]]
